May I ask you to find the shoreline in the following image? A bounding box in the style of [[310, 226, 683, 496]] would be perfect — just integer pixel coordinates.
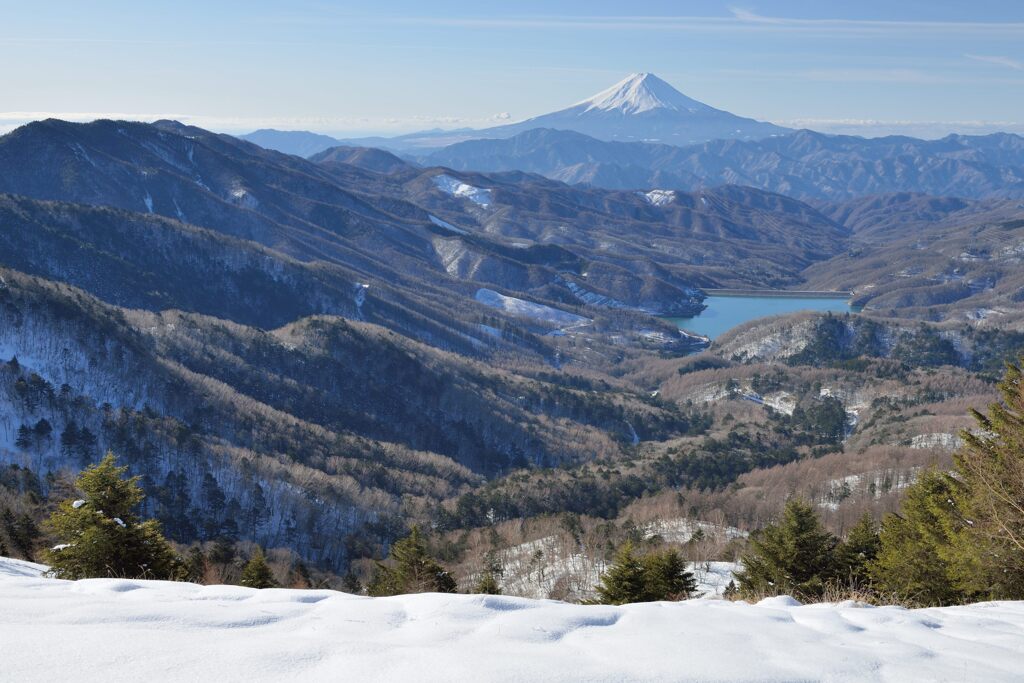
[[703, 289, 853, 299]]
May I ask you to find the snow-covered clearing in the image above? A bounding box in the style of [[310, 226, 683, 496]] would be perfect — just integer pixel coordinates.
[[910, 432, 963, 450], [433, 174, 493, 208], [3, 557, 1024, 682], [639, 189, 676, 206], [475, 288, 590, 328]]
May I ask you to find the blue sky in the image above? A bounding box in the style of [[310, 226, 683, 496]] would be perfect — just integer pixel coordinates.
[[2, 0, 1023, 137]]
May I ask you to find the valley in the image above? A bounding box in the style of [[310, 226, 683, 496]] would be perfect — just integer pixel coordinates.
[[0, 69, 1022, 619], [7, 3, 1024, 679], [2, 110, 1023, 591]]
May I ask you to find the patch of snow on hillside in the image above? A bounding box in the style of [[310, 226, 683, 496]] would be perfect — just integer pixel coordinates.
[[69, 142, 97, 168], [560, 278, 632, 309], [433, 174, 492, 208], [478, 324, 502, 339], [640, 189, 676, 206], [643, 519, 747, 545], [965, 308, 1002, 323], [143, 191, 154, 213], [352, 283, 369, 319], [5, 563, 1024, 681], [690, 561, 740, 597], [428, 214, 468, 234], [475, 289, 589, 328], [761, 391, 796, 415], [820, 469, 919, 509], [229, 184, 259, 210], [910, 432, 962, 450], [172, 198, 187, 222]]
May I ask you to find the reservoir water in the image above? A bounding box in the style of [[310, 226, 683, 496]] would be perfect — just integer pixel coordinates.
[[667, 294, 855, 339]]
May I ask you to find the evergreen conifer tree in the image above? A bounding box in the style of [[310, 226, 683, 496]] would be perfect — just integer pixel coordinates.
[[44, 453, 181, 580], [341, 571, 362, 594], [641, 548, 698, 600], [75, 428, 98, 468], [955, 357, 1024, 598], [14, 425, 31, 450], [11, 513, 39, 561], [595, 542, 646, 604], [59, 423, 79, 459], [868, 357, 1024, 604], [735, 499, 838, 600], [473, 551, 504, 595], [595, 543, 697, 604], [184, 546, 207, 583], [33, 418, 52, 442], [240, 547, 278, 589], [836, 512, 880, 587], [367, 526, 457, 596], [209, 537, 236, 567], [473, 571, 502, 595], [869, 468, 969, 605]]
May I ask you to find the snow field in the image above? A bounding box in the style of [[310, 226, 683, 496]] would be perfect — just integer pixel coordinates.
[[475, 288, 590, 328], [433, 174, 493, 208], [3, 557, 1024, 682], [639, 189, 676, 207]]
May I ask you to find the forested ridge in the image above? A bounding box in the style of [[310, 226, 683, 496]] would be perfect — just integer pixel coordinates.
[[1, 118, 1022, 599]]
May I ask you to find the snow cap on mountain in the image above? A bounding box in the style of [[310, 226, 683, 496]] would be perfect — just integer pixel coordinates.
[[575, 73, 709, 115]]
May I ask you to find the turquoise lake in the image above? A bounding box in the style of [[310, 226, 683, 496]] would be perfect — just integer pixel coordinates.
[[667, 294, 856, 339]]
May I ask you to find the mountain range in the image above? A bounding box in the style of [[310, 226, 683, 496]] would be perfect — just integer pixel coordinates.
[[0, 116, 862, 568], [3, 72, 1024, 578], [423, 127, 1024, 201], [239, 72, 1024, 203], [241, 73, 789, 156]]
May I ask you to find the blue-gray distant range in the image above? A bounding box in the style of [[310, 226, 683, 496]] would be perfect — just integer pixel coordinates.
[[240, 73, 1024, 203], [241, 73, 790, 155]]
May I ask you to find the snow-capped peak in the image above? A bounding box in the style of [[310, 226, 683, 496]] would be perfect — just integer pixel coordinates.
[[576, 73, 708, 115]]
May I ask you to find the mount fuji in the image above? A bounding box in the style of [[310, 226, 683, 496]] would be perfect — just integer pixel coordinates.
[[480, 72, 790, 145], [244, 73, 789, 155]]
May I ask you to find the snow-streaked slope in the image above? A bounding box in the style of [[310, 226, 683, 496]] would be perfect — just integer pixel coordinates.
[[475, 288, 590, 328], [639, 189, 676, 206], [3, 564, 1024, 682], [428, 214, 468, 234], [433, 174, 493, 207]]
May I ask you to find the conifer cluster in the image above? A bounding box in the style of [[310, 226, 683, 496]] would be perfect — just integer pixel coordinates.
[[595, 543, 697, 604]]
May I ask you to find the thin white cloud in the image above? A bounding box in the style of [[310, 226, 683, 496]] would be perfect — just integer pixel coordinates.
[[388, 12, 1024, 36], [965, 54, 1024, 70], [729, 9, 1024, 35]]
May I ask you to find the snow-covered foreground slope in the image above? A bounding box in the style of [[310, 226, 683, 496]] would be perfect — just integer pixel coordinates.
[[3, 557, 1024, 682]]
